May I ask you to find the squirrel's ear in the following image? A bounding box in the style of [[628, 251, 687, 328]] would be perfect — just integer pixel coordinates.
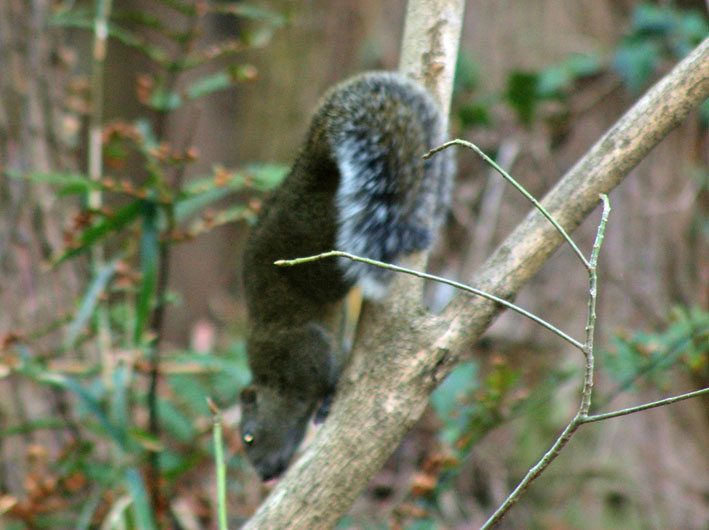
[[240, 386, 258, 407]]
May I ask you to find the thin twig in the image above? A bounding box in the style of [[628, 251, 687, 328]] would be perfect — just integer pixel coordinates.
[[146, 9, 205, 514], [464, 139, 518, 274], [275, 252, 585, 351], [479, 194, 611, 529], [481, 414, 584, 530], [579, 194, 610, 414], [582, 387, 709, 423], [425, 139, 591, 270], [478, 381, 709, 524]]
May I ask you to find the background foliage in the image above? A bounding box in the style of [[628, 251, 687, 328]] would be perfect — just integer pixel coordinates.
[[0, 0, 707, 528]]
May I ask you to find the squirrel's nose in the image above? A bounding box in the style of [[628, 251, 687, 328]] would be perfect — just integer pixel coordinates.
[[259, 458, 287, 481]]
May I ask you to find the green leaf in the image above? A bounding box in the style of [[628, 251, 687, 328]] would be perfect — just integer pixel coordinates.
[[49, 11, 169, 64], [134, 201, 160, 344], [454, 53, 481, 92], [613, 4, 708, 92], [537, 53, 602, 98], [612, 39, 661, 92], [172, 348, 251, 399], [148, 88, 183, 111], [537, 65, 570, 98], [129, 429, 164, 452], [431, 361, 478, 417], [675, 12, 709, 47], [431, 361, 478, 446], [0, 419, 66, 437], [175, 164, 287, 221], [565, 52, 602, 77], [134, 119, 160, 153], [113, 8, 166, 32], [184, 204, 250, 234], [599, 307, 709, 392], [7, 170, 101, 195], [110, 363, 132, 435], [212, 2, 286, 25], [243, 25, 277, 48], [156, 396, 195, 442], [37, 373, 127, 449], [186, 71, 233, 100], [75, 491, 103, 530], [244, 163, 289, 189], [125, 468, 158, 530], [457, 102, 491, 127], [54, 201, 143, 265], [407, 519, 438, 530], [106, 23, 169, 64], [175, 186, 230, 222], [505, 71, 539, 125], [65, 259, 120, 348], [631, 4, 673, 35]]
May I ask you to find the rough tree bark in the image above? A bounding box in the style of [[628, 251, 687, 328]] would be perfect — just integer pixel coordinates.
[[0, 0, 83, 496], [240, 4, 709, 524]]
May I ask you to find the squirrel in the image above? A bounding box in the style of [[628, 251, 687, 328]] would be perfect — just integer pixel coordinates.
[[239, 71, 453, 481]]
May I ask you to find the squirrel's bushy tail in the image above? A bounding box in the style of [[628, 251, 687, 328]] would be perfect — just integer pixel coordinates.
[[314, 72, 453, 298]]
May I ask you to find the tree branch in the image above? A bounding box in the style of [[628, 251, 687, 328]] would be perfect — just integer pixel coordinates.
[[241, 27, 709, 530], [582, 387, 709, 424], [399, 0, 463, 119]]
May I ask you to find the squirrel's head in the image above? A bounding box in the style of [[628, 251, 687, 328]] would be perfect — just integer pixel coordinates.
[[239, 385, 314, 481]]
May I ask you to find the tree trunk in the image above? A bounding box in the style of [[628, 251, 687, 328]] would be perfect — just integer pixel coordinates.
[[0, 0, 81, 492]]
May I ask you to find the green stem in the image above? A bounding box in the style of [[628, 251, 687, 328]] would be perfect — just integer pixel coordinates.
[[89, 0, 114, 387], [209, 400, 229, 530]]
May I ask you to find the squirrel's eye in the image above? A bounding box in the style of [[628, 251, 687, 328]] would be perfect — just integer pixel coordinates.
[[243, 432, 254, 445]]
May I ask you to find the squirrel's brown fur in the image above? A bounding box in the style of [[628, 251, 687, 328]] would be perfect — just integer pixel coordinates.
[[240, 72, 452, 480]]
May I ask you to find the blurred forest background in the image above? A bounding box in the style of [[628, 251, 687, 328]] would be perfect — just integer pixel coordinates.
[[0, 0, 708, 528]]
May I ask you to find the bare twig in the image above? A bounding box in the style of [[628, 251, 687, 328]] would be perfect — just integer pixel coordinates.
[[277, 252, 585, 351], [583, 387, 709, 424], [146, 10, 205, 514], [425, 139, 591, 269], [464, 139, 518, 274], [479, 194, 610, 529]]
